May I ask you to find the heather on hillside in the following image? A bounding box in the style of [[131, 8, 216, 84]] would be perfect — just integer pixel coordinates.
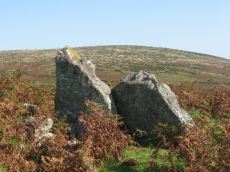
[[1, 46, 229, 87]]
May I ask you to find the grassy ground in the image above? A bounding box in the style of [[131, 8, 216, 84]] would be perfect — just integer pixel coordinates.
[[99, 147, 187, 172], [99, 147, 152, 172]]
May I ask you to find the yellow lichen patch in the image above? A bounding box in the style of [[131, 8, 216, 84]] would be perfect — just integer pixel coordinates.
[[64, 46, 81, 61]]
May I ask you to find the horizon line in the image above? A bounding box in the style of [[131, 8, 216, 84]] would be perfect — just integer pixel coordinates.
[[0, 44, 229, 60]]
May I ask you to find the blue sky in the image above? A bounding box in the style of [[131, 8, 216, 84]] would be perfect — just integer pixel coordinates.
[[0, 0, 229, 58]]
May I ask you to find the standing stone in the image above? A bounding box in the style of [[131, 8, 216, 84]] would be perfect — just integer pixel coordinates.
[[112, 70, 194, 136], [55, 47, 116, 118]]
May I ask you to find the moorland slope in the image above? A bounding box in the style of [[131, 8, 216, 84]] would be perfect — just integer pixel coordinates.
[[0, 45, 229, 87]]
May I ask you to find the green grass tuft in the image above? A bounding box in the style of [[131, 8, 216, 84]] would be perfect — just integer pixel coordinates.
[[99, 146, 152, 172], [0, 163, 7, 172]]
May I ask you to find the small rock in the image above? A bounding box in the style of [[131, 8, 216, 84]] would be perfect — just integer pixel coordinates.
[[122, 158, 138, 166], [25, 117, 55, 146]]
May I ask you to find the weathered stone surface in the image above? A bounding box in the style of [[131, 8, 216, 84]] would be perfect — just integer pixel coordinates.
[[55, 47, 116, 117], [112, 70, 194, 135]]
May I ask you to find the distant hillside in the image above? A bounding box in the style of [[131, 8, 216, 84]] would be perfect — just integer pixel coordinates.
[[0, 45, 229, 87]]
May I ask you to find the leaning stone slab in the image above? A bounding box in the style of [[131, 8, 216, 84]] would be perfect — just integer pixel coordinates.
[[55, 47, 116, 118], [112, 70, 194, 136]]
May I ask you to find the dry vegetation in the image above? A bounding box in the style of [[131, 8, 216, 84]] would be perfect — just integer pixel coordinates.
[[149, 84, 230, 171], [171, 83, 230, 117], [0, 74, 131, 171], [0, 62, 229, 171]]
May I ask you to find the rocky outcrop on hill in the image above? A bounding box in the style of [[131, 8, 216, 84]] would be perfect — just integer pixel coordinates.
[[112, 70, 194, 136], [55, 47, 116, 118]]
